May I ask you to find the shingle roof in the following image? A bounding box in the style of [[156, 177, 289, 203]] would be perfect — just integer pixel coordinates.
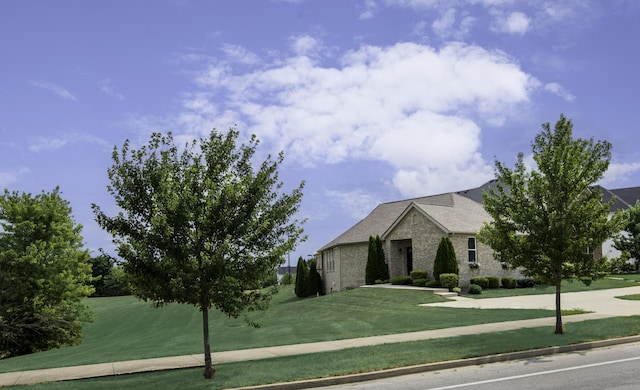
[[594, 185, 630, 212], [413, 194, 492, 234], [318, 193, 453, 251], [610, 186, 640, 209], [456, 179, 502, 203], [318, 180, 640, 253]]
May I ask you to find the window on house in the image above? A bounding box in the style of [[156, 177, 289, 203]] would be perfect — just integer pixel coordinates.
[[323, 250, 335, 273], [468, 237, 477, 263]]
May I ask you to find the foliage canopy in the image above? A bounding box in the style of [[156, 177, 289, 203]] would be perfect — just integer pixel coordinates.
[[613, 200, 640, 271], [0, 188, 93, 358], [479, 114, 622, 334], [92, 128, 305, 378]]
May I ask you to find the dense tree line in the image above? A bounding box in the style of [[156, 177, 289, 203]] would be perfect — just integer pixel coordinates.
[[88, 255, 131, 297]]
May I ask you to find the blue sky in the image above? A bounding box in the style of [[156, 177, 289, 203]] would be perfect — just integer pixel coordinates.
[[1, 0, 639, 263]]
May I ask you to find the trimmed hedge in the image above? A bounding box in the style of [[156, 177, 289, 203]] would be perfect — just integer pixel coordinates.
[[410, 270, 429, 280], [425, 280, 440, 288], [412, 278, 428, 287], [501, 277, 517, 289], [487, 276, 500, 289], [439, 273, 459, 291], [517, 277, 536, 288], [470, 277, 489, 289], [468, 284, 483, 294], [390, 276, 413, 285]]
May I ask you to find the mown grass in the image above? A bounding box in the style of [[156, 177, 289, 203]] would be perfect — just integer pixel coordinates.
[[465, 276, 639, 299], [616, 294, 640, 301], [12, 316, 640, 390], [0, 286, 557, 373]]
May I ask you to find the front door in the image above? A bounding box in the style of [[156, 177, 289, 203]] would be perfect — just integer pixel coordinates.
[[406, 247, 413, 274]]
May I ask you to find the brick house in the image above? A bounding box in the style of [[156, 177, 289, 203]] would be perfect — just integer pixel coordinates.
[[316, 180, 640, 293]]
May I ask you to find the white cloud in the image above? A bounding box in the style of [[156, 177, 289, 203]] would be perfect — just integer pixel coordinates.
[[602, 161, 640, 185], [28, 132, 108, 152], [432, 8, 456, 37], [359, 0, 378, 20], [432, 8, 475, 39], [544, 82, 576, 102], [180, 40, 538, 196], [221, 44, 261, 65], [490, 11, 530, 34], [290, 34, 322, 57], [0, 167, 30, 188], [325, 189, 382, 220], [98, 79, 124, 100], [28, 80, 77, 101]]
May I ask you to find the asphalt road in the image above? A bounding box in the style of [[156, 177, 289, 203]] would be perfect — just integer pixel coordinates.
[[314, 342, 640, 390]]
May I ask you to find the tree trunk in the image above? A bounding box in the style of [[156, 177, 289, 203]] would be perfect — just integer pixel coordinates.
[[202, 307, 214, 379], [554, 273, 563, 335]]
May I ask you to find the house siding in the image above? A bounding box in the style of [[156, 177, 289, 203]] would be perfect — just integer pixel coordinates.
[[384, 209, 521, 286], [450, 234, 521, 286], [385, 208, 447, 280], [322, 243, 368, 293]]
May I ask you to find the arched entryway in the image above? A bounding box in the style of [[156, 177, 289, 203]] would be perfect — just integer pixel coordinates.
[[390, 239, 413, 276]]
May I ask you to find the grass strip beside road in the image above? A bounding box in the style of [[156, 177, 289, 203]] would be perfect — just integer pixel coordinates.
[[616, 294, 640, 301], [0, 287, 556, 373], [11, 316, 640, 390]]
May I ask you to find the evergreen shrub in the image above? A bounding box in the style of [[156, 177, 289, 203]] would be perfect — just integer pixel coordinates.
[[501, 277, 517, 289], [470, 277, 489, 289], [468, 284, 483, 294], [487, 276, 500, 289], [434, 236, 458, 281], [410, 270, 429, 280], [412, 278, 428, 287], [439, 273, 459, 291], [517, 278, 536, 288], [390, 276, 413, 285]]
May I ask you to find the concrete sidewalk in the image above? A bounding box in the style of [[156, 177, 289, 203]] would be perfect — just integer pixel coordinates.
[[2, 286, 640, 387]]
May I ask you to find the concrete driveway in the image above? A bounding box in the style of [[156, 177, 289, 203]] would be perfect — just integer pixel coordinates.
[[423, 285, 640, 316]]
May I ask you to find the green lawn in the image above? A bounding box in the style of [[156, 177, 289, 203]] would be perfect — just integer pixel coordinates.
[[465, 276, 639, 299], [0, 286, 557, 373], [11, 315, 640, 390], [616, 294, 640, 301], [611, 273, 640, 282]]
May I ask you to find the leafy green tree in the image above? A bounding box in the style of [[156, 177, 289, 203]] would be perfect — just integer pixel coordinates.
[[280, 272, 295, 285], [433, 236, 458, 281], [479, 114, 622, 334], [89, 255, 113, 297], [614, 200, 640, 271], [0, 188, 93, 358], [90, 255, 131, 297], [103, 266, 130, 296], [92, 129, 304, 379], [294, 256, 309, 298]]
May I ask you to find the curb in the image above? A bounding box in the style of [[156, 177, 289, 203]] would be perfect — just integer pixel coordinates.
[[231, 335, 640, 390]]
